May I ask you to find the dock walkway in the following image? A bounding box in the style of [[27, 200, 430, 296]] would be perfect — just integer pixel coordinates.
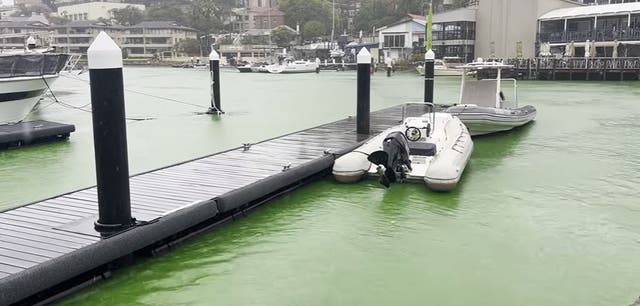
[[0, 104, 426, 305]]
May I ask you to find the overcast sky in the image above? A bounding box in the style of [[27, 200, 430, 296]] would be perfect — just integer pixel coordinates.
[[2, 0, 14, 6]]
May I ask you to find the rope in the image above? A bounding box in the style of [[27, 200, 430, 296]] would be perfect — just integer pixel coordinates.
[[59, 72, 208, 110], [39, 76, 156, 122]]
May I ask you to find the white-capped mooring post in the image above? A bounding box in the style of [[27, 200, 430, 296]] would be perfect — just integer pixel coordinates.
[[424, 49, 435, 104], [87, 31, 134, 235], [356, 47, 371, 135], [207, 49, 223, 114]]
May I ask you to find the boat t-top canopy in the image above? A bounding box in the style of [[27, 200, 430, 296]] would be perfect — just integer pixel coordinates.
[[456, 61, 517, 109]]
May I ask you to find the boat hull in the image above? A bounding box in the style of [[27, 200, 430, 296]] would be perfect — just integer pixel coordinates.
[[267, 62, 317, 74], [446, 105, 537, 136], [237, 66, 253, 73], [0, 75, 57, 125], [332, 113, 473, 191]]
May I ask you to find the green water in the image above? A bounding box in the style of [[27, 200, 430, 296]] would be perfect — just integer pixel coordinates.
[[1, 68, 638, 305]]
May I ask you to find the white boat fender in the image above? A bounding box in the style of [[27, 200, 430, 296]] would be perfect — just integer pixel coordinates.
[[332, 151, 371, 183]]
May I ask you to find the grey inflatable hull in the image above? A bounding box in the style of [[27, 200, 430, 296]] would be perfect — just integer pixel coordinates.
[[446, 105, 536, 136]]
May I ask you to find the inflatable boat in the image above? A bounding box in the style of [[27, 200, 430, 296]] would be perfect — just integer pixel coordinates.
[[445, 61, 536, 136], [333, 104, 473, 191]]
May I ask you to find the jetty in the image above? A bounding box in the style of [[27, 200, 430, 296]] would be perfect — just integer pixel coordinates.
[[0, 34, 429, 305], [480, 57, 640, 81], [0, 104, 426, 305]]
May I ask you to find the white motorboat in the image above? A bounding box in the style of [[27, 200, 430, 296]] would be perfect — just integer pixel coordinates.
[[0, 53, 70, 125], [267, 60, 317, 74], [417, 58, 464, 76], [445, 61, 537, 136], [332, 104, 473, 191], [237, 64, 253, 73]]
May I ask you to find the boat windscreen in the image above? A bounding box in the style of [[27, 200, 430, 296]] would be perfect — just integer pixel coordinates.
[[460, 79, 498, 107]]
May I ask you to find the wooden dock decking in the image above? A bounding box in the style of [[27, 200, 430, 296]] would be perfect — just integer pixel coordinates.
[[0, 104, 426, 305]]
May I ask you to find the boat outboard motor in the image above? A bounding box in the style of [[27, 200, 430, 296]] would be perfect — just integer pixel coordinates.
[[367, 131, 412, 188], [26, 36, 36, 51]]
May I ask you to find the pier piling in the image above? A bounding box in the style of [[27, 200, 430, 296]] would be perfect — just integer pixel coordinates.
[[87, 31, 134, 234], [424, 49, 435, 104], [207, 49, 223, 114], [356, 47, 371, 135]]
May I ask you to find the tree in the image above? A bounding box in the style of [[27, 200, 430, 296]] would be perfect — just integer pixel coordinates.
[[352, 0, 396, 33], [394, 0, 424, 15], [110, 6, 144, 26], [48, 16, 70, 25], [175, 38, 201, 55], [303, 20, 326, 39], [188, 0, 224, 34], [278, 0, 332, 33], [270, 26, 295, 47], [145, 6, 187, 24], [11, 4, 51, 16]]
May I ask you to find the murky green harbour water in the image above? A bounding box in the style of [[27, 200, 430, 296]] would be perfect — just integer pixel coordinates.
[[0, 68, 638, 305]]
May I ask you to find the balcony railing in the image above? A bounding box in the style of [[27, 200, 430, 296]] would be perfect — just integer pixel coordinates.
[[502, 57, 640, 71], [538, 28, 640, 43]]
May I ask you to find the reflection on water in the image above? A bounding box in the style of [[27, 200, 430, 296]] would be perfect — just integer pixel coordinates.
[[1, 68, 639, 306]]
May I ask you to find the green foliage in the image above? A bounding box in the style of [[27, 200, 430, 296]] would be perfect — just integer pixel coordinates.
[[48, 16, 70, 25], [278, 0, 331, 33], [353, 0, 470, 33], [271, 26, 295, 47], [110, 6, 144, 26], [352, 0, 397, 33], [145, 6, 187, 24], [240, 35, 269, 45], [175, 38, 201, 55], [303, 20, 326, 39], [188, 0, 224, 34], [11, 4, 51, 17]]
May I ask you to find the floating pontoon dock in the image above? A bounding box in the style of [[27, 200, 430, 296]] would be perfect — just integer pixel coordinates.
[[0, 104, 426, 305], [0, 120, 75, 150]]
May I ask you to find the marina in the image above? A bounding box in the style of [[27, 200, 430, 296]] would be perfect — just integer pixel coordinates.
[[0, 14, 637, 304], [0, 62, 638, 306], [1, 0, 640, 300]]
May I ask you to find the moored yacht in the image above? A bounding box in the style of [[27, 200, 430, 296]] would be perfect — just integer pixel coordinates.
[[0, 50, 69, 125], [267, 60, 317, 74]]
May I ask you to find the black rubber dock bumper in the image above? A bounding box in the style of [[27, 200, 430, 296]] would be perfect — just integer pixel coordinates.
[[0, 120, 76, 149]]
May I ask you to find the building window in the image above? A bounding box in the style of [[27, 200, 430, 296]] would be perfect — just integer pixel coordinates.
[[383, 35, 405, 48], [258, 0, 262, 7]]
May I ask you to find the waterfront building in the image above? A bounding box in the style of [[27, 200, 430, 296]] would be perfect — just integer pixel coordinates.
[[219, 25, 296, 63], [473, 0, 581, 59], [537, 2, 640, 57], [231, 0, 285, 32], [377, 0, 586, 61], [376, 8, 476, 62], [57, 2, 145, 22], [50, 20, 196, 59], [0, 19, 50, 50]]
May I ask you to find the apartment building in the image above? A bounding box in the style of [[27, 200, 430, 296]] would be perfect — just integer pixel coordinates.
[[57, 2, 145, 21], [0, 20, 50, 50], [50, 20, 196, 58], [231, 0, 285, 32]]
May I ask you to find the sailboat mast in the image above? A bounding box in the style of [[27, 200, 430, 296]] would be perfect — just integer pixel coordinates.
[[426, 0, 432, 52], [331, 0, 335, 48]]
